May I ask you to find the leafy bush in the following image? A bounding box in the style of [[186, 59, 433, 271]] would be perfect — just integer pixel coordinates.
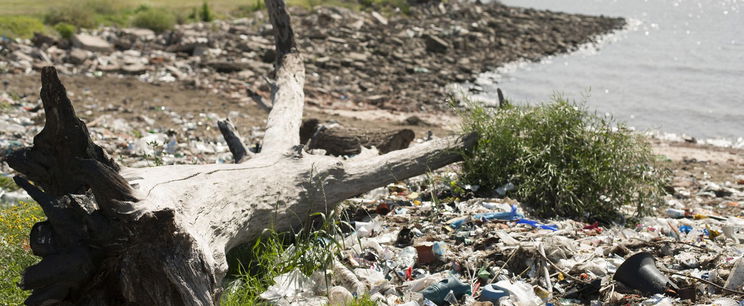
[[0, 201, 44, 304], [54, 22, 76, 39], [0, 16, 45, 39], [460, 97, 667, 221], [131, 8, 176, 33]]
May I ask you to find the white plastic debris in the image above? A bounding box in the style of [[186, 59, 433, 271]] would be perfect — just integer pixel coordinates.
[[259, 269, 316, 303], [724, 256, 744, 291], [493, 279, 542, 306], [327, 286, 353, 305], [333, 261, 366, 295]]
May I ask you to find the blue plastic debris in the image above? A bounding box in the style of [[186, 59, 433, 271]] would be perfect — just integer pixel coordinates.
[[480, 284, 509, 304], [516, 219, 558, 231], [421, 275, 471, 305], [450, 217, 467, 229], [473, 205, 524, 221], [679, 225, 693, 234]]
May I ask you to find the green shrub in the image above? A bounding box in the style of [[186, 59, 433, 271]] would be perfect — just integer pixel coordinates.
[[200, 2, 214, 22], [44, 6, 97, 29], [0, 201, 44, 304], [131, 8, 176, 33], [54, 22, 76, 39], [0, 16, 45, 39], [460, 97, 666, 221]]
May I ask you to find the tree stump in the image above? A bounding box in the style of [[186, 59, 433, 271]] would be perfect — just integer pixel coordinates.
[[4, 0, 476, 304]]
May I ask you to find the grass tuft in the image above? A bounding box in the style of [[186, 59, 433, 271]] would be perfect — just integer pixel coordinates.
[[221, 211, 346, 305], [460, 96, 667, 221], [53, 22, 76, 39]]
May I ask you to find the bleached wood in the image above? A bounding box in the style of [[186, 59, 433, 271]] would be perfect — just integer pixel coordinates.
[[260, 0, 304, 155], [7, 0, 477, 304]]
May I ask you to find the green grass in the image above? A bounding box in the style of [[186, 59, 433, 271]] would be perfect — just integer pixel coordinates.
[[131, 7, 177, 33], [460, 96, 667, 222], [0, 0, 415, 39], [0, 16, 45, 39], [0, 201, 44, 304], [348, 294, 378, 305], [221, 211, 347, 305], [0, 0, 349, 17], [0, 176, 20, 192]]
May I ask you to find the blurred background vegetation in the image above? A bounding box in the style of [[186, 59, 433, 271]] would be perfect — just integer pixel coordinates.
[[0, 0, 412, 39]]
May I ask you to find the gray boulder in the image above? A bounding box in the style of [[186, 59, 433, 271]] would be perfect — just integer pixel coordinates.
[[72, 33, 114, 53]]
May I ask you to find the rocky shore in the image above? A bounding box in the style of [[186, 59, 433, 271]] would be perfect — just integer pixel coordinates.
[[1, 1, 625, 112], [2, 2, 744, 304]]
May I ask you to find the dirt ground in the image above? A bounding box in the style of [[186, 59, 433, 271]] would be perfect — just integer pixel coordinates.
[[3, 73, 454, 140]]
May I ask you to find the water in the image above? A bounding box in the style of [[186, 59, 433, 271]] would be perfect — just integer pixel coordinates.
[[476, 0, 743, 142]]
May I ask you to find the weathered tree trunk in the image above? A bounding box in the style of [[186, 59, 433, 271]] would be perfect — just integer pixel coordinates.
[[4, 1, 476, 305]]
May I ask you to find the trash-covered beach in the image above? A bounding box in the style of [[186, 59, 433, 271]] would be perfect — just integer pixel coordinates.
[[246, 155, 744, 305], [1, 0, 743, 305]]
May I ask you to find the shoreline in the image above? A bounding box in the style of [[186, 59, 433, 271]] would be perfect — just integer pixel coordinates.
[[1, 0, 625, 112]]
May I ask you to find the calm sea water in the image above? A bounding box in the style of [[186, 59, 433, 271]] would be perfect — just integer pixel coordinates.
[[476, 0, 743, 142]]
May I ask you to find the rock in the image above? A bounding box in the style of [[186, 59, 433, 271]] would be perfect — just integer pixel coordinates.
[[31, 33, 57, 48], [72, 33, 114, 53], [207, 61, 251, 73], [371, 11, 388, 25], [193, 45, 209, 57], [121, 28, 156, 41], [67, 48, 90, 65], [423, 34, 449, 53], [11, 50, 34, 63], [121, 63, 147, 75], [166, 42, 207, 54], [261, 49, 277, 63], [347, 52, 369, 62], [165, 66, 187, 80]]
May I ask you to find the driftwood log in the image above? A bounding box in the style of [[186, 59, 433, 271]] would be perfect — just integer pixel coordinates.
[[300, 119, 416, 156], [4, 0, 476, 305]]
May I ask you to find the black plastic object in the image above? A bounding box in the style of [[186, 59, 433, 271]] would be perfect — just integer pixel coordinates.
[[564, 278, 602, 301], [613, 252, 678, 294]]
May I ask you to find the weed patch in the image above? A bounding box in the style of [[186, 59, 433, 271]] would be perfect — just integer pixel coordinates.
[[0, 201, 44, 304], [221, 212, 346, 305], [460, 97, 667, 221]]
